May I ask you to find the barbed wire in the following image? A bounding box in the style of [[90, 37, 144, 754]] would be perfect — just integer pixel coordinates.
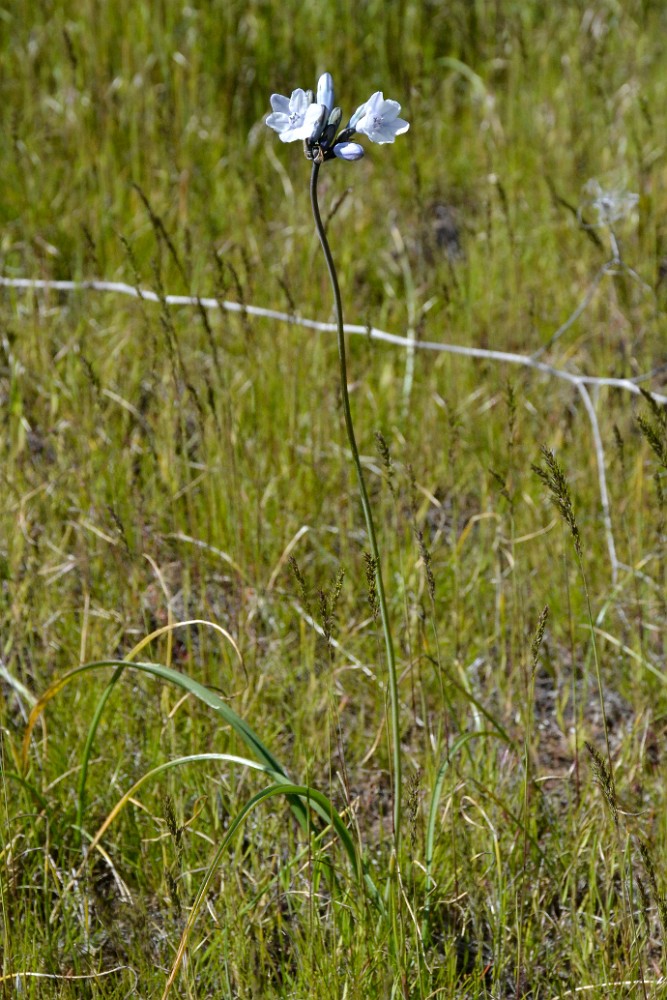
[[2, 273, 665, 583]]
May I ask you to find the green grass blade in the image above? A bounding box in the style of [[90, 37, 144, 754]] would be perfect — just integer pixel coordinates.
[[75, 665, 123, 843], [23, 660, 314, 832], [24, 659, 287, 777], [74, 619, 247, 838], [162, 782, 361, 998], [425, 731, 503, 905], [83, 752, 283, 856]]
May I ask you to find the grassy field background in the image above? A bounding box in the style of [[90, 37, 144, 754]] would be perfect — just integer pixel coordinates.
[[2, 1, 667, 996]]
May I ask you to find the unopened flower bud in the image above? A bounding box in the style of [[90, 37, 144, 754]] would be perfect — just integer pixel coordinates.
[[334, 126, 355, 145], [333, 141, 365, 161], [308, 105, 328, 142], [316, 73, 335, 115], [320, 108, 342, 148]]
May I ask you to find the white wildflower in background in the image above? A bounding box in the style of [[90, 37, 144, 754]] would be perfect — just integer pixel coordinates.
[[583, 178, 639, 229], [266, 72, 409, 162]]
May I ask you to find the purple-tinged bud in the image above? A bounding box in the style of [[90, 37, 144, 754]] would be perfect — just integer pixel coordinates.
[[308, 105, 328, 142], [333, 141, 365, 161], [334, 126, 355, 145], [316, 73, 335, 114], [319, 108, 342, 149]]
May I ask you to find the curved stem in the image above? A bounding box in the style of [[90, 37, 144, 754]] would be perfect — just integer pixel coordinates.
[[310, 161, 402, 847]]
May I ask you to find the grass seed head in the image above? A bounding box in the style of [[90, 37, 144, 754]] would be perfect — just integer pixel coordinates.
[[638, 839, 667, 940], [364, 551, 379, 621], [375, 430, 397, 498], [414, 524, 436, 602], [532, 446, 582, 558], [585, 741, 618, 827], [289, 555, 312, 618], [530, 605, 549, 675]]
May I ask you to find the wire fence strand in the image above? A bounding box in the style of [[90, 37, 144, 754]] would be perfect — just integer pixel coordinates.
[[2, 273, 666, 583]]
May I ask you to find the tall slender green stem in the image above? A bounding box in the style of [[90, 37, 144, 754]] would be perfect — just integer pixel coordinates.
[[310, 161, 402, 846]]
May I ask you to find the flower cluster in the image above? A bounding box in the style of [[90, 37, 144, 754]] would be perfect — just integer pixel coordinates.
[[266, 72, 409, 163]]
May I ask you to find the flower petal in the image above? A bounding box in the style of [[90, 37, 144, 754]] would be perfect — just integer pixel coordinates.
[[363, 92, 384, 112], [270, 93, 291, 114], [266, 111, 289, 133], [378, 99, 402, 121], [348, 100, 368, 129], [289, 88, 310, 113]]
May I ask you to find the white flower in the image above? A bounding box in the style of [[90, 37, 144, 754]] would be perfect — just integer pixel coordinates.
[[352, 91, 409, 144], [266, 78, 409, 161], [583, 179, 639, 228], [266, 89, 324, 143], [333, 141, 364, 161], [317, 73, 335, 115]]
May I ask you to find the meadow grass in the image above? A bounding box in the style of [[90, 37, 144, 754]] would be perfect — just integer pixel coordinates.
[[2, 1, 667, 996]]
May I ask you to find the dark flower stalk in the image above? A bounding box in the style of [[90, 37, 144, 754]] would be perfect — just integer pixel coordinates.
[[310, 158, 402, 843], [267, 72, 410, 848]]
